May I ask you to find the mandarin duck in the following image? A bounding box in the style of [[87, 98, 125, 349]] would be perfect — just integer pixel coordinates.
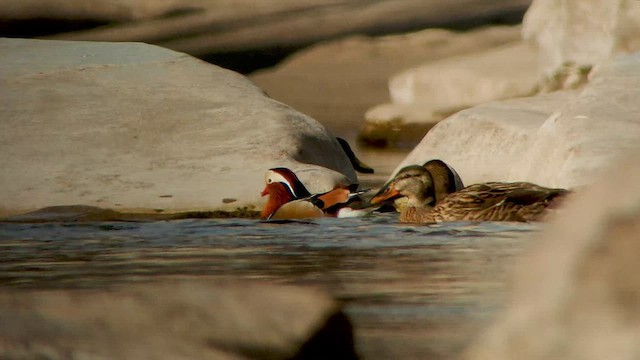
[[371, 163, 568, 223], [260, 167, 370, 220]]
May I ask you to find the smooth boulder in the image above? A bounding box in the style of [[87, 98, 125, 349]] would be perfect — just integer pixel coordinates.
[[251, 25, 523, 146], [0, 38, 356, 217], [0, 280, 357, 360], [394, 51, 640, 189], [362, 41, 538, 147], [523, 0, 640, 78], [464, 148, 640, 360]]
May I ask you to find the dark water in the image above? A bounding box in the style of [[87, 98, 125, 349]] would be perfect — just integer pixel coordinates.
[[0, 215, 539, 359]]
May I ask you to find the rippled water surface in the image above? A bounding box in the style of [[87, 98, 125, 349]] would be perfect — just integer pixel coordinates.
[[0, 215, 540, 359]]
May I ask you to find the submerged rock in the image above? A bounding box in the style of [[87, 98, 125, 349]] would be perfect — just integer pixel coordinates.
[[0, 280, 357, 360], [464, 148, 640, 360], [0, 38, 357, 217], [393, 51, 640, 189]]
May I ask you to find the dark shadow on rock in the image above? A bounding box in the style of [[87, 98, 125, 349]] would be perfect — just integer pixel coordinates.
[[291, 311, 359, 360]]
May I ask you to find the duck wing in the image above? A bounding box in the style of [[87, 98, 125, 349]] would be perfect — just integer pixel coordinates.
[[267, 199, 325, 220], [432, 182, 569, 222]]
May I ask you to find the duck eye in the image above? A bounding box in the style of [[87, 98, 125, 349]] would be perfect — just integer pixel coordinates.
[[268, 178, 273, 183]]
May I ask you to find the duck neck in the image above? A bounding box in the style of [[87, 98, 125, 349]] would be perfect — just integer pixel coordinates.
[[406, 195, 435, 209], [261, 185, 295, 219]]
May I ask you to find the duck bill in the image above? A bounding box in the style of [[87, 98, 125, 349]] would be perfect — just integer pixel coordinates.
[[370, 186, 401, 204], [261, 186, 269, 197]]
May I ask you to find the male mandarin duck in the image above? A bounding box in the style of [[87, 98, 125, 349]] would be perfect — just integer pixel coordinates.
[[371, 162, 569, 223], [260, 167, 370, 220]]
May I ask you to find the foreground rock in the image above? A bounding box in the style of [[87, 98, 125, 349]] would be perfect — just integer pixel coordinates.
[[0, 280, 357, 360], [523, 0, 640, 79], [394, 51, 640, 189], [464, 148, 640, 360], [0, 38, 356, 217], [251, 26, 523, 146], [362, 41, 538, 148]]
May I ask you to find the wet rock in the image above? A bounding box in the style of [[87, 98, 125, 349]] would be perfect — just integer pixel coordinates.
[[523, 0, 640, 79], [464, 149, 640, 360], [393, 51, 640, 189], [250, 26, 524, 145], [0, 280, 357, 360], [0, 38, 357, 217], [362, 42, 538, 148]]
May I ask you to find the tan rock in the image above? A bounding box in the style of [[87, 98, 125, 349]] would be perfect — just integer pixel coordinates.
[[0, 38, 356, 216], [523, 0, 640, 78], [395, 91, 577, 185], [393, 51, 640, 189], [464, 149, 640, 360], [0, 280, 356, 360], [251, 26, 524, 144], [362, 42, 539, 147]]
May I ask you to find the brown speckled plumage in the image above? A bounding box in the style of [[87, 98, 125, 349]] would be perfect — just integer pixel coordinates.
[[372, 164, 568, 224]]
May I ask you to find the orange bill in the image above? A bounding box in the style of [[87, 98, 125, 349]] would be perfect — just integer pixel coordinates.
[[370, 186, 401, 205]]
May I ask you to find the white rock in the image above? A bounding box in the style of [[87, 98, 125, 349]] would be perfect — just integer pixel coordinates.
[[362, 41, 539, 146], [251, 26, 523, 143], [523, 0, 640, 77], [395, 91, 577, 185], [388, 42, 538, 108], [395, 51, 640, 189], [0, 38, 356, 216], [464, 148, 640, 360]]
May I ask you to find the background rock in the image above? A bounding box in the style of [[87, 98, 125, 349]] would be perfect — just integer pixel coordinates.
[[464, 148, 640, 360], [0, 280, 356, 360], [523, 0, 640, 79], [362, 41, 538, 148], [393, 51, 640, 189], [250, 26, 523, 147], [0, 38, 356, 217], [395, 91, 576, 186], [0, 1, 532, 73]]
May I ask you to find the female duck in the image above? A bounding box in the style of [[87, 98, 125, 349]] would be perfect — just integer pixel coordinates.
[[371, 164, 568, 223]]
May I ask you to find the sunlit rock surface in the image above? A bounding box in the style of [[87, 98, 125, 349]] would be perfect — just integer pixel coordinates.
[[523, 0, 640, 79], [251, 26, 524, 147], [464, 149, 640, 360], [394, 52, 640, 189], [0, 38, 356, 216], [362, 42, 538, 147], [0, 281, 356, 360]]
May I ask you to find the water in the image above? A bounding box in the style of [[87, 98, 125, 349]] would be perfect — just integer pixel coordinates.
[[0, 214, 539, 359]]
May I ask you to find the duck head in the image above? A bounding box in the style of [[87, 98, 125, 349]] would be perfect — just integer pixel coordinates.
[[370, 165, 436, 207], [423, 159, 464, 203], [260, 167, 312, 219]]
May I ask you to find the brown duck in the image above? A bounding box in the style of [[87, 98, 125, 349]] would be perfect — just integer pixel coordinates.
[[370, 163, 568, 223]]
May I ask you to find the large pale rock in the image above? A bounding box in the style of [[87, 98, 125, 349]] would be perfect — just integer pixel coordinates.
[[523, 0, 640, 77], [464, 149, 640, 360], [396, 91, 576, 185], [362, 42, 538, 147], [395, 52, 640, 189], [251, 26, 523, 145], [0, 38, 356, 217], [0, 280, 357, 360]]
